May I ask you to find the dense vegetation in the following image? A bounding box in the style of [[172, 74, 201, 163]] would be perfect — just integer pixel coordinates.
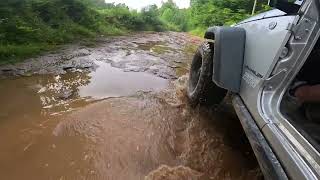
[[160, 0, 270, 35], [0, 0, 270, 64]]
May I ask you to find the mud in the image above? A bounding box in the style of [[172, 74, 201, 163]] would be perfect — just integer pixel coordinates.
[[0, 32, 194, 80], [145, 165, 203, 180], [0, 32, 262, 180]]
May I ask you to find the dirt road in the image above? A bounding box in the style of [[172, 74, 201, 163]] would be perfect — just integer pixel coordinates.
[[0, 32, 262, 179]]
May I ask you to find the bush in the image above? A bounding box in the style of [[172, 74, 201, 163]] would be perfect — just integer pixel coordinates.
[[0, 43, 54, 64], [0, 0, 270, 63], [0, 0, 140, 63]]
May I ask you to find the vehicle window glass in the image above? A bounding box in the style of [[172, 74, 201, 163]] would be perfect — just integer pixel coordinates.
[[274, 0, 302, 14], [294, 0, 304, 5], [281, 41, 320, 152]]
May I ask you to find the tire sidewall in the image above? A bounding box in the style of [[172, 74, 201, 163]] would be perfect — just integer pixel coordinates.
[[188, 42, 214, 103]]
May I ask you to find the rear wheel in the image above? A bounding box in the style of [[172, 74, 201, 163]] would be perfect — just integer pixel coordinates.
[[187, 42, 227, 106]]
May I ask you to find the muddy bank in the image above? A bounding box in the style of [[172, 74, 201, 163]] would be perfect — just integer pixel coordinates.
[[0, 32, 261, 180]]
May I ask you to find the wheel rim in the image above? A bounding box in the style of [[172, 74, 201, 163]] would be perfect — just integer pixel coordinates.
[[189, 53, 202, 93]]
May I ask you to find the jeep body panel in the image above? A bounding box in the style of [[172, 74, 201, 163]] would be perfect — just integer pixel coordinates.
[[232, 95, 288, 180], [260, 1, 320, 178], [237, 0, 320, 179], [206, 0, 320, 178], [236, 15, 297, 129], [238, 9, 287, 25]]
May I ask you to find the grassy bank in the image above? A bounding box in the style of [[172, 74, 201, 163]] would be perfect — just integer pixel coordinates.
[[0, 0, 271, 64], [0, 0, 166, 64]]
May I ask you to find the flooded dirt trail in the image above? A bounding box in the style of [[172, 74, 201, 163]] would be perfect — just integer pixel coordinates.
[[0, 32, 262, 180]]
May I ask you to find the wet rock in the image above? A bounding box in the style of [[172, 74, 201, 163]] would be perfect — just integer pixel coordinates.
[[0, 65, 17, 73], [110, 61, 126, 69], [148, 69, 159, 75], [62, 65, 74, 71], [1, 68, 14, 72], [156, 69, 178, 80], [57, 89, 74, 100], [158, 74, 176, 80], [62, 57, 97, 71], [1, 32, 199, 80], [37, 87, 47, 94], [145, 165, 203, 180], [124, 67, 148, 72], [61, 49, 91, 61], [167, 65, 179, 69], [70, 69, 83, 73], [97, 57, 113, 63], [174, 60, 183, 64], [53, 69, 67, 75], [37, 69, 50, 75], [1, 70, 19, 76]]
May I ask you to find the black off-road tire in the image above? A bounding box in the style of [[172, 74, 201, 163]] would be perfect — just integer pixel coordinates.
[[187, 42, 227, 106]]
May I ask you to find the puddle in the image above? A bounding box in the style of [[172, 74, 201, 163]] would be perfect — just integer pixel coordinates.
[[136, 41, 177, 54], [0, 60, 169, 180], [0, 61, 168, 116], [79, 61, 168, 99]]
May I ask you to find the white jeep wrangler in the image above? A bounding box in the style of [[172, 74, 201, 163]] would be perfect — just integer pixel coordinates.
[[187, 0, 320, 179]]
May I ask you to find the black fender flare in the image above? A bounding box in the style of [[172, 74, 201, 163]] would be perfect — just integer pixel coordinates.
[[204, 26, 246, 93]]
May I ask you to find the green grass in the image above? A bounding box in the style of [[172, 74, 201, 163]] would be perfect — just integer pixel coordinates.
[[189, 27, 206, 37], [1, 0, 256, 65], [0, 25, 132, 65], [0, 43, 56, 65], [0, 23, 132, 65], [0, 0, 160, 65]]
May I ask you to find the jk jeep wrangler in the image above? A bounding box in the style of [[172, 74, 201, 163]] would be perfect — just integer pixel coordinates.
[[187, 0, 320, 179]]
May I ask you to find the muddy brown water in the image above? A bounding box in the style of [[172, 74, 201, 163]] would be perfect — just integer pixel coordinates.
[[0, 32, 262, 180]]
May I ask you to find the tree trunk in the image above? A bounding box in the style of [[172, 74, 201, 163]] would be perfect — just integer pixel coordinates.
[[252, 0, 257, 15]]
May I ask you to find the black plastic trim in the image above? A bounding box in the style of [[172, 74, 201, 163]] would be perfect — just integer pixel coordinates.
[[205, 26, 246, 93], [232, 95, 288, 180]]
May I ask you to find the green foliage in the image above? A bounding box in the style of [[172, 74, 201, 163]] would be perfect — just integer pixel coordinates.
[[0, 0, 273, 63], [140, 5, 165, 31], [0, 0, 167, 63], [189, 0, 249, 29], [157, 0, 271, 34], [159, 0, 188, 31], [0, 43, 55, 65], [189, 27, 206, 37]]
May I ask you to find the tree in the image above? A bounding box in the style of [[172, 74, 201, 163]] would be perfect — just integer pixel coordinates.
[[140, 5, 164, 31], [158, 0, 188, 31]]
